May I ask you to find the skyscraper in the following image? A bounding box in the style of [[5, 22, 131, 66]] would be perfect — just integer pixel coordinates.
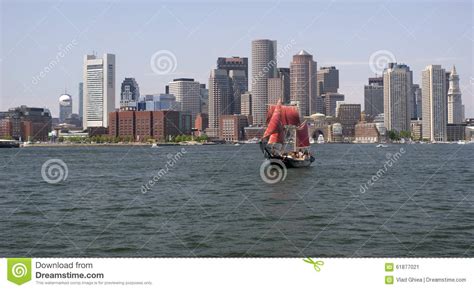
[[277, 67, 290, 103], [208, 69, 231, 137], [217, 57, 248, 79], [447, 66, 463, 124], [120, 78, 140, 111], [251, 39, 277, 125], [229, 70, 247, 115], [317, 66, 339, 96], [412, 84, 422, 120], [240, 92, 252, 117], [422, 65, 447, 141], [324, 93, 345, 117], [290, 50, 317, 116], [364, 77, 384, 119], [78, 82, 83, 122], [59, 93, 72, 123], [383, 63, 413, 132], [82, 53, 115, 128], [168, 78, 201, 126]]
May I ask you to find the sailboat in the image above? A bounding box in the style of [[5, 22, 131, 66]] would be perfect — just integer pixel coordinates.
[[259, 100, 315, 168]]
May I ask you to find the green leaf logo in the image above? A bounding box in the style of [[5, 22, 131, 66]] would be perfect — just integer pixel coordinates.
[[8, 258, 32, 285]]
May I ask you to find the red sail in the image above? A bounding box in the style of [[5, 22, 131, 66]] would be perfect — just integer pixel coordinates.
[[296, 121, 310, 148], [266, 105, 300, 126], [263, 103, 283, 143]]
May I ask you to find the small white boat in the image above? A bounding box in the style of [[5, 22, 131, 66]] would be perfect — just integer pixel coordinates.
[[457, 140, 466, 145], [234, 143, 240, 146], [316, 134, 324, 144], [376, 144, 388, 148], [151, 143, 158, 148]]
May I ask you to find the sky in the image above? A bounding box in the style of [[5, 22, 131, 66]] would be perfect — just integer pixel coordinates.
[[1, 0, 472, 118]]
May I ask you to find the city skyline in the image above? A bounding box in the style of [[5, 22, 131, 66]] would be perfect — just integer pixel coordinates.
[[1, 0, 472, 118]]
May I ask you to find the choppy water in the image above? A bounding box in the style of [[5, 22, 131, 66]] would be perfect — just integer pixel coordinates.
[[0, 144, 473, 257]]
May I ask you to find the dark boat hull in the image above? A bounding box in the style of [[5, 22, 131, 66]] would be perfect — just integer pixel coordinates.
[[0, 141, 20, 148]]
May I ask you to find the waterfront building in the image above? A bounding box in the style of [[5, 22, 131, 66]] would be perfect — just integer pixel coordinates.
[[324, 92, 345, 117], [109, 110, 191, 141], [78, 82, 83, 122], [168, 78, 201, 126], [290, 50, 317, 116], [251, 39, 277, 125], [120, 78, 140, 111], [447, 124, 466, 141], [0, 106, 52, 141], [244, 126, 265, 140], [336, 103, 361, 141], [83, 53, 115, 129], [59, 93, 73, 123], [317, 66, 339, 96], [412, 84, 422, 119], [219, 114, 250, 141], [364, 77, 384, 119], [447, 66, 463, 124], [383, 63, 413, 132], [208, 69, 231, 137], [422, 65, 447, 141], [410, 120, 422, 141], [195, 113, 209, 133], [355, 120, 380, 143]]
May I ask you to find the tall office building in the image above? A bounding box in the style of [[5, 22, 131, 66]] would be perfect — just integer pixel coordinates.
[[168, 78, 201, 126], [383, 63, 413, 132], [290, 50, 317, 116], [241, 92, 252, 117], [217, 57, 248, 79], [83, 53, 115, 128], [120, 78, 140, 111], [447, 66, 463, 124], [317, 66, 339, 96], [229, 70, 247, 115], [78, 82, 83, 122], [251, 39, 277, 125], [337, 103, 361, 140], [277, 67, 291, 103], [364, 77, 384, 119], [208, 69, 231, 137], [422, 65, 447, 141], [324, 92, 345, 117], [59, 93, 72, 123], [267, 77, 283, 106], [200, 84, 209, 115], [412, 84, 422, 120]]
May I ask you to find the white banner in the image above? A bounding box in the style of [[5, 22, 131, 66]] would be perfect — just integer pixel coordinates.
[[0, 258, 472, 289]]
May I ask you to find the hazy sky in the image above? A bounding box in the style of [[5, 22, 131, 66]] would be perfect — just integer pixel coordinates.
[[1, 0, 472, 117]]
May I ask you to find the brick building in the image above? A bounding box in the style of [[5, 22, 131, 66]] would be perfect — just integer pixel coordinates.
[[109, 110, 191, 141], [219, 115, 249, 141]]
